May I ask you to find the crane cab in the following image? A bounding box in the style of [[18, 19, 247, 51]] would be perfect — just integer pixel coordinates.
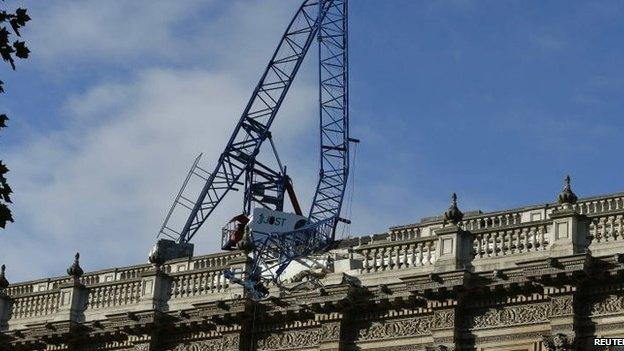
[[222, 208, 307, 250]]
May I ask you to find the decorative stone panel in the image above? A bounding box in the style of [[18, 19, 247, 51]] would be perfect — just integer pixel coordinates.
[[358, 316, 432, 341], [468, 303, 550, 330], [591, 294, 624, 316], [548, 295, 574, 317], [256, 328, 320, 350]]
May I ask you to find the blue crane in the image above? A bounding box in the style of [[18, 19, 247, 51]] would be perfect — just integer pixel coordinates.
[[153, 0, 354, 298]]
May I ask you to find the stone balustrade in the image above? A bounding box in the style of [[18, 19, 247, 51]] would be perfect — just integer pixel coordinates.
[[358, 237, 438, 273], [170, 270, 229, 299], [349, 192, 624, 278], [85, 280, 142, 310], [9, 291, 60, 319], [0, 251, 246, 331], [472, 222, 549, 259]]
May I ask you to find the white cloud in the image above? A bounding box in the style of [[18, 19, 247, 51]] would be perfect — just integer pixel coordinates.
[[24, 0, 206, 63]]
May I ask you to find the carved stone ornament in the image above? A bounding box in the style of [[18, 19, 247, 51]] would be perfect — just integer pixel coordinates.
[[470, 303, 549, 329], [541, 333, 571, 351], [549, 295, 574, 317], [133, 344, 150, 351], [222, 334, 240, 351], [426, 346, 456, 351], [67, 252, 84, 278], [591, 294, 624, 316], [170, 339, 224, 351], [256, 329, 321, 350], [557, 175, 578, 205], [444, 193, 463, 225], [358, 316, 432, 341], [432, 309, 455, 329], [320, 321, 341, 341]]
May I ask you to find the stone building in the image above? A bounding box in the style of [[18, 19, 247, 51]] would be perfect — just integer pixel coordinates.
[[1, 178, 624, 350]]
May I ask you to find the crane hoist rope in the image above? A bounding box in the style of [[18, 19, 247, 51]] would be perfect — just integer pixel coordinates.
[[151, 0, 355, 299]]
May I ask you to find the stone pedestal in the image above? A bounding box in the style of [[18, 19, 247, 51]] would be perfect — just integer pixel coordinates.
[[54, 278, 88, 323], [137, 266, 171, 311], [0, 291, 10, 331], [434, 224, 472, 272], [549, 206, 590, 257]]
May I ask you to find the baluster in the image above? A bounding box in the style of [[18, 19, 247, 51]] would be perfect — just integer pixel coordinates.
[[205, 272, 212, 292], [402, 245, 408, 268], [201, 272, 208, 293], [491, 232, 498, 256], [381, 247, 388, 270], [538, 226, 546, 249], [482, 233, 489, 257], [425, 241, 432, 264], [394, 246, 400, 268], [26, 297, 31, 317], [416, 243, 423, 266], [475, 235, 482, 258], [617, 215, 623, 241], [373, 248, 381, 272], [386, 247, 394, 269], [362, 249, 370, 273], [513, 229, 520, 253], [216, 272, 223, 291], [367, 249, 374, 271], [409, 244, 416, 267]]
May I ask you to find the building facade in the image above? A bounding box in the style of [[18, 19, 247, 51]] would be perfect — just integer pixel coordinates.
[[1, 180, 624, 350]]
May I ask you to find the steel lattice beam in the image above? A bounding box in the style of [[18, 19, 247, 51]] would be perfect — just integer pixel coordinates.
[[176, 0, 332, 244], [309, 0, 349, 226]]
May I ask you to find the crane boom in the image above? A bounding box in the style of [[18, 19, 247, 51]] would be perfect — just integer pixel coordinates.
[[177, 0, 332, 244], [310, 0, 349, 224]]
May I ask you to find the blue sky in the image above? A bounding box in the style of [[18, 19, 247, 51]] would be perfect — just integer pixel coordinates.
[[2, 0, 624, 281]]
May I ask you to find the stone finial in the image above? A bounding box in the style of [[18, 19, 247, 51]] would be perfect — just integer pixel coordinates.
[[444, 193, 464, 225], [67, 252, 84, 278], [557, 175, 578, 205], [0, 264, 8, 290]]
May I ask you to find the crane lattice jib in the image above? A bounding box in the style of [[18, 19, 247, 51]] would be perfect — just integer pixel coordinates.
[[178, 0, 334, 244], [247, 0, 349, 288], [310, 0, 349, 227]]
